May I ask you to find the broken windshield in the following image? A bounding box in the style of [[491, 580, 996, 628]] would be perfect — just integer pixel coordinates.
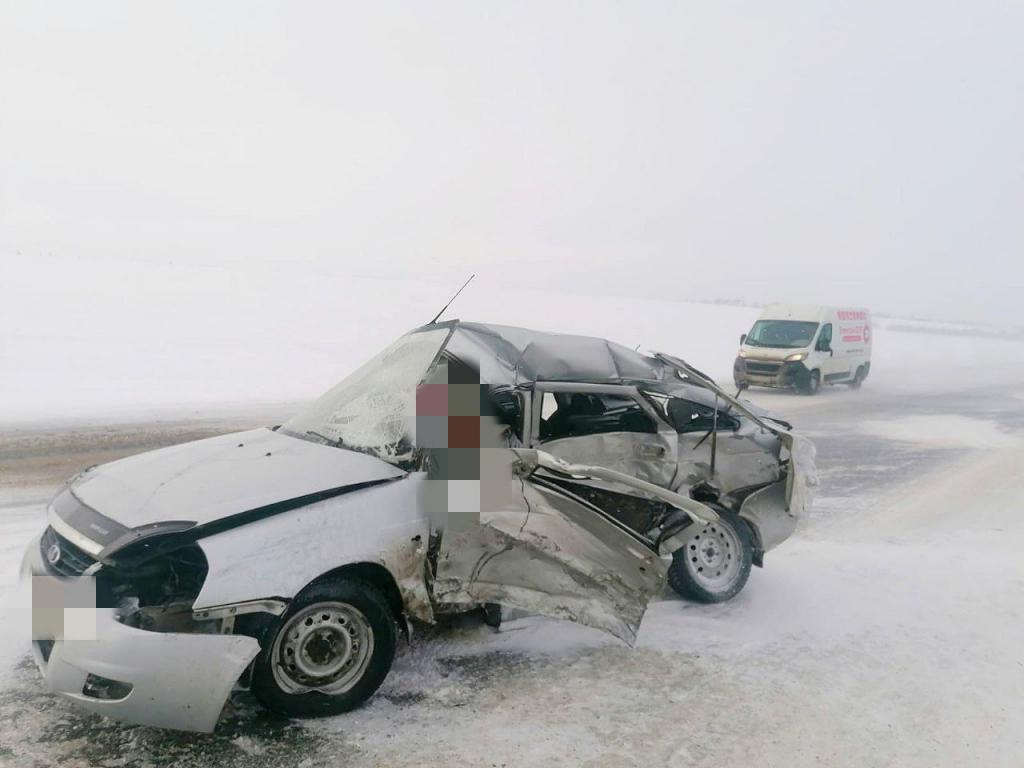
[[745, 320, 819, 349], [280, 327, 450, 465]]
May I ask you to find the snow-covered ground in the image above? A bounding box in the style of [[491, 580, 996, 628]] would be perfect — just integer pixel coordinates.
[[1, 298, 1023, 767]]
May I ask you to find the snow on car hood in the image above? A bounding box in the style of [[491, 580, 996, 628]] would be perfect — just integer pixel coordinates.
[[70, 427, 405, 531]]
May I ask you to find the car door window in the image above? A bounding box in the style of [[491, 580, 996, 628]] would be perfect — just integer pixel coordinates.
[[539, 392, 656, 442]]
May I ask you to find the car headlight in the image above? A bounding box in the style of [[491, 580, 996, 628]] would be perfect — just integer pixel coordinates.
[[738, 349, 748, 359], [785, 352, 807, 362]]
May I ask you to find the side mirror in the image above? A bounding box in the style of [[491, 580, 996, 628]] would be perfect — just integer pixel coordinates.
[[739, 333, 747, 345]]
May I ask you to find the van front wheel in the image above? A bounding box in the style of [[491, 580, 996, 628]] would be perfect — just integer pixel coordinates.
[[799, 370, 821, 396]]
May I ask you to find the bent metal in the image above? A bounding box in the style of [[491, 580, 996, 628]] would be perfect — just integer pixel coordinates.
[[23, 320, 817, 731]]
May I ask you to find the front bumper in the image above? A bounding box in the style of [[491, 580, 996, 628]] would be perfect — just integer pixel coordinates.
[[22, 532, 261, 733], [734, 357, 810, 389]]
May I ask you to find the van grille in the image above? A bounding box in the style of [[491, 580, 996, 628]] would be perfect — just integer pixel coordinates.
[[745, 361, 782, 374], [40, 526, 97, 579]]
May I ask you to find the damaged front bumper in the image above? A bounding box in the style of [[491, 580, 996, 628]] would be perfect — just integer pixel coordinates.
[[22, 533, 260, 733]]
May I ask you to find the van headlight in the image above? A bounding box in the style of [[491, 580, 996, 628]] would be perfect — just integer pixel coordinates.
[[785, 352, 807, 362], [738, 349, 748, 358]]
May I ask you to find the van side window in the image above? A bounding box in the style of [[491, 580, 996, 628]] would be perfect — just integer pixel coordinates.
[[539, 392, 656, 442], [816, 323, 833, 351]]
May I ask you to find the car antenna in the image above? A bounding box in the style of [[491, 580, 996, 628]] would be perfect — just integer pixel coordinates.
[[429, 274, 475, 324]]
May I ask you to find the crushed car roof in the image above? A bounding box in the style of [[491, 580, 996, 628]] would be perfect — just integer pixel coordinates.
[[439, 320, 674, 386], [282, 318, 787, 467]]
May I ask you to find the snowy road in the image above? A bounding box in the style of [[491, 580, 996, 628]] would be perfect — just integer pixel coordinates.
[[1, 381, 1022, 767]]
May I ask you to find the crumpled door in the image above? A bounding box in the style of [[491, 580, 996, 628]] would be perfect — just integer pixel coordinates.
[[431, 449, 668, 644]]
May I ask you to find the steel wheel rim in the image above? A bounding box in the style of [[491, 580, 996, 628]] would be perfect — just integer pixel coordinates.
[[272, 601, 374, 695], [684, 520, 742, 593]]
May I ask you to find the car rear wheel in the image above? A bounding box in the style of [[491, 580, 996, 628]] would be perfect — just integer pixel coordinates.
[[668, 509, 753, 603], [250, 578, 397, 717]]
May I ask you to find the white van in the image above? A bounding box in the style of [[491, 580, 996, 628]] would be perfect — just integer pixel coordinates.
[[733, 304, 872, 395]]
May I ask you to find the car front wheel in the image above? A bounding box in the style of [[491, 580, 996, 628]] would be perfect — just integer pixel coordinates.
[[250, 578, 397, 717], [668, 509, 753, 603]]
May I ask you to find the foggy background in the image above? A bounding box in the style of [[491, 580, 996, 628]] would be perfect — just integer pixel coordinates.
[[2, 1, 1022, 420]]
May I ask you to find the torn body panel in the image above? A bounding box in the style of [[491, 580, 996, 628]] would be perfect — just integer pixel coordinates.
[[780, 431, 819, 517], [433, 469, 667, 645], [674, 426, 782, 494], [654, 351, 818, 512], [540, 431, 678, 488], [526, 449, 718, 525]]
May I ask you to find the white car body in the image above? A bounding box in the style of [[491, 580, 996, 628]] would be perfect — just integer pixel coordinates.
[[734, 304, 872, 392], [23, 321, 816, 732], [22, 434, 684, 731]]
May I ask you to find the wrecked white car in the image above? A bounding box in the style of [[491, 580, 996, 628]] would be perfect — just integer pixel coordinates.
[[23, 321, 816, 732]]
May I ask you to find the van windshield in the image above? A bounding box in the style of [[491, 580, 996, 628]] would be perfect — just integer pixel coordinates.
[[745, 320, 819, 349]]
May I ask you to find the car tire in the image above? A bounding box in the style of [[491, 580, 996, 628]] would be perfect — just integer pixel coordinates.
[[668, 509, 753, 604], [799, 369, 820, 396], [250, 578, 397, 717]]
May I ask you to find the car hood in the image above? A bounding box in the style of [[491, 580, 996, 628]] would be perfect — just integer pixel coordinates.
[[69, 427, 405, 533]]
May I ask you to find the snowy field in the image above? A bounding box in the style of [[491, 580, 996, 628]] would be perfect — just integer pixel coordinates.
[[6, 266, 1021, 425], [1, 296, 1023, 767]]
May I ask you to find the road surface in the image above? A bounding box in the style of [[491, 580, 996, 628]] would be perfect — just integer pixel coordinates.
[[1, 381, 1022, 767]]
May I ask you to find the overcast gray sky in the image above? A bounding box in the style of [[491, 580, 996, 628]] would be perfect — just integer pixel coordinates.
[[2, 1, 1022, 325]]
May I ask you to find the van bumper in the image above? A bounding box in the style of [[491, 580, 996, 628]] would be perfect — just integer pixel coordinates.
[[22, 534, 261, 733], [733, 357, 810, 390]]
